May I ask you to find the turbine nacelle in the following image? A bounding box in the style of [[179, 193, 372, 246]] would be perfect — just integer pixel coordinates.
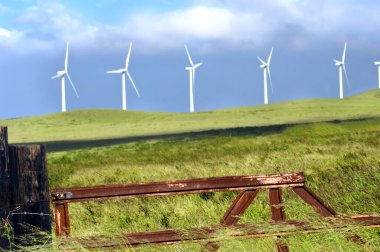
[[374, 61, 380, 66], [52, 70, 66, 79], [334, 60, 344, 66]]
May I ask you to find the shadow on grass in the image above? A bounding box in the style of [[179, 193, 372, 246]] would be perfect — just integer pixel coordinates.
[[21, 117, 373, 152]]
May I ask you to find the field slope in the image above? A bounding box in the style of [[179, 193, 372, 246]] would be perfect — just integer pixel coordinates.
[[2, 89, 380, 146], [1, 90, 380, 251]]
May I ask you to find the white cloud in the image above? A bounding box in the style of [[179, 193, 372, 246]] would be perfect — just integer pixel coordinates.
[[17, 2, 99, 45], [0, 27, 11, 37], [1, 0, 380, 53], [122, 6, 267, 50]]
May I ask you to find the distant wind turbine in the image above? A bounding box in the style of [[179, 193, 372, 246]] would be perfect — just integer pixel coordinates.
[[52, 42, 79, 113], [184, 45, 203, 113], [375, 61, 380, 89], [334, 42, 349, 99], [107, 42, 140, 111], [258, 48, 274, 105]]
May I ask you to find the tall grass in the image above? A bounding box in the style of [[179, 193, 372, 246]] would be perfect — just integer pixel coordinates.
[[2, 90, 380, 251], [45, 118, 380, 251]]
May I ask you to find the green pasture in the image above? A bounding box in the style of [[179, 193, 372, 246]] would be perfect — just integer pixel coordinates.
[[1, 90, 380, 251]]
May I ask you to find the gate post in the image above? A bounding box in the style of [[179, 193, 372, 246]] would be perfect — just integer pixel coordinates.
[[8, 144, 51, 246], [0, 127, 10, 249], [0, 126, 51, 249]]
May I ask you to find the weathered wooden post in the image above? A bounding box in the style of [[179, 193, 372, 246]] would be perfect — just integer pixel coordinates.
[[0, 127, 51, 249], [9, 144, 51, 246], [0, 127, 10, 248]]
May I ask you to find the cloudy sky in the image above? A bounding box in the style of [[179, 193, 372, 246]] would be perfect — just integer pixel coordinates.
[[1, 0, 380, 119]]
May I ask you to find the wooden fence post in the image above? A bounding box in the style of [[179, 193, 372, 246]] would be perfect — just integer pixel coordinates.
[[0, 127, 10, 249], [8, 144, 51, 246], [0, 126, 51, 249]]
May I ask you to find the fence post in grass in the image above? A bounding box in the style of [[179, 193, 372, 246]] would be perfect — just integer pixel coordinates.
[[8, 144, 51, 246], [0, 127, 11, 249]]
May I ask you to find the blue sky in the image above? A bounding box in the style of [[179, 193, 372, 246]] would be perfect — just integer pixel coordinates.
[[1, 0, 380, 119]]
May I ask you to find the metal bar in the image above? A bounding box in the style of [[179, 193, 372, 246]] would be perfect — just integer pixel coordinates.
[[269, 188, 288, 251], [51, 173, 304, 203], [221, 190, 260, 226], [52, 183, 304, 204], [53, 203, 70, 237], [275, 238, 289, 252], [269, 188, 286, 222], [57, 216, 380, 250], [292, 186, 337, 217]]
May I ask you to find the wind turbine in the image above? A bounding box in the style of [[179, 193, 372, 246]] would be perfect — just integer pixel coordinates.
[[334, 42, 349, 99], [258, 48, 274, 105], [107, 42, 140, 111], [184, 45, 203, 113], [52, 42, 79, 113], [375, 61, 380, 89]]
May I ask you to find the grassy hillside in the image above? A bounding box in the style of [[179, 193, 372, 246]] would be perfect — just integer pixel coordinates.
[[46, 116, 380, 251], [2, 90, 380, 251], [2, 89, 380, 146]]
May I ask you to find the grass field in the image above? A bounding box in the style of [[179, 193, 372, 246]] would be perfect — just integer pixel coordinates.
[[1, 90, 380, 251]]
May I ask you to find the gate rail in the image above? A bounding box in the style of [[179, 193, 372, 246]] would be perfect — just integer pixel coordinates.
[[51, 172, 380, 251]]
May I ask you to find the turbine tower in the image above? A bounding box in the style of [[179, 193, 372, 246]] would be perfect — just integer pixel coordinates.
[[184, 45, 203, 113], [258, 48, 274, 105], [52, 42, 79, 113], [334, 42, 349, 99], [375, 61, 380, 89], [107, 42, 140, 111]]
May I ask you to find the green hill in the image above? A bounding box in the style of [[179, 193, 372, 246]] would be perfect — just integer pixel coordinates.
[[2, 89, 380, 146], [2, 90, 380, 251]]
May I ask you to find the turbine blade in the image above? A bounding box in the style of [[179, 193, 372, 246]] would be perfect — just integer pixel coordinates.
[[194, 62, 203, 69], [107, 69, 125, 74], [127, 71, 140, 97], [267, 67, 273, 93], [66, 73, 79, 98], [342, 42, 347, 63], [65, 41, 69, 71], [126, 42, 132, 70], [52, 74, 61, 79], [257, 57, 266, 65], [343, 64, 350, 89], [184, 45, 194, 66], [267, 47, 274, 65]]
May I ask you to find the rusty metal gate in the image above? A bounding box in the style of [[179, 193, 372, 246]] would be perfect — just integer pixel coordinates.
[[51, 172, 380, 251]]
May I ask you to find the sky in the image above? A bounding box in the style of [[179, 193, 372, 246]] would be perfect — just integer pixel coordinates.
[[1, 0, 380, 119]]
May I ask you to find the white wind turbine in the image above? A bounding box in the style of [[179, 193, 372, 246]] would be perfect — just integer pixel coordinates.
[[258, 48, 274, 105], [107, 42, 140, 111], [375, 61, 380, 89], [52, 42, 79, 113], [184, 45, 203, 113], [334, 42, 349, 99]]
